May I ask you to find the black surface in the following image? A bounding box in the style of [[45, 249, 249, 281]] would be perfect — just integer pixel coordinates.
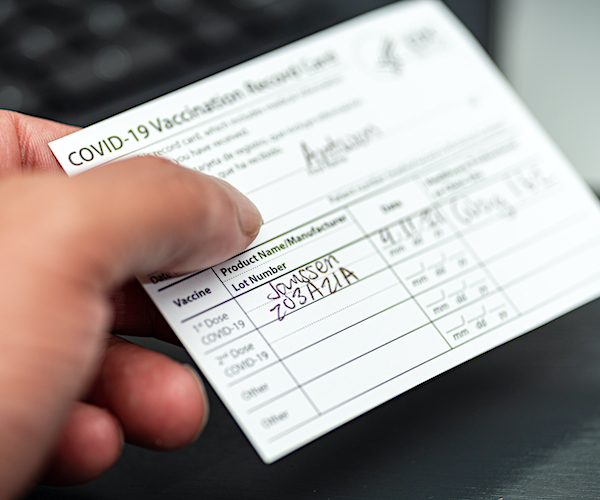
[[28, 296, 600, 499]]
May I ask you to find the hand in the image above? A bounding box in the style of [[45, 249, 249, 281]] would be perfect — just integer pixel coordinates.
[[0, 111, 262, 498]]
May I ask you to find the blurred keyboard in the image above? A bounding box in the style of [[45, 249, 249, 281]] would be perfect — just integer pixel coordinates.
[[0, 0, 343, 124], [0, 0, 492, 126]]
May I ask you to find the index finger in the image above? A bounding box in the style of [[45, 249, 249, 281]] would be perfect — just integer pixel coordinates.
[[0, 111, 79, 175]]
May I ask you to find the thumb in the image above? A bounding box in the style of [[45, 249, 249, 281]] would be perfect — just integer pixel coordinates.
[[51, 156, 262, 289]]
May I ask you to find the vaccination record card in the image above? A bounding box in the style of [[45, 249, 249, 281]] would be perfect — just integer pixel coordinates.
[[50, 0, 600, 463]]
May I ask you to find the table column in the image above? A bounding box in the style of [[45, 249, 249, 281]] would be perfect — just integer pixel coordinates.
[[209, 207, 396, 439], [275, 184, 453, 413], [144, 264, 320, 442]]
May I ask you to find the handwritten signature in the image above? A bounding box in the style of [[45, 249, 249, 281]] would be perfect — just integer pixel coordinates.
[[300, 125, 382, 174]]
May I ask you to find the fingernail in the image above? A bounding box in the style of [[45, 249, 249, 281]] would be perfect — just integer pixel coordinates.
[[183, 364, 210, 441], [213, 177, 262, 237]]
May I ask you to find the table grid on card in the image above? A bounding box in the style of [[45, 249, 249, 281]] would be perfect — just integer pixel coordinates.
[[144, 125, 600, 457]]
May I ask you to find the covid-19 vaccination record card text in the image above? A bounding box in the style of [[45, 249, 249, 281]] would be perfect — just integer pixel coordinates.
[[50, 0, 600, 463]]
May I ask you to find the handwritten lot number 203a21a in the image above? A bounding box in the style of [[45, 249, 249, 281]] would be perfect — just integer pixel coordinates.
[[266, 254, 359, 321]]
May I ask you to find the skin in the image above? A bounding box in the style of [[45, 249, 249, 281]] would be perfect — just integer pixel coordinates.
[[0, 111, 262, 498]]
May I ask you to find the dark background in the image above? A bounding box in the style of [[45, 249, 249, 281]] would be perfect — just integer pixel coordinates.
[[1, 0, 495, 125], [5, 1, 600, 498]]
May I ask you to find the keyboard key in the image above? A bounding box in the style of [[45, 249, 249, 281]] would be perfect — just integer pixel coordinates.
[[194, 11, 239, 46], [0, 0, 14, 24], [18, 25, 60, 60], [0, 85, 23, 110], [0, 80, 41, 113], [92, 45, 132, 81], [152, 0, 194, 16], [88, 2, 126, 38], [49, 0, 81, 6]]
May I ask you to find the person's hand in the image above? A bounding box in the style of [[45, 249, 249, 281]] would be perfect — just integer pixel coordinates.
[[0, 111, 262, 498]]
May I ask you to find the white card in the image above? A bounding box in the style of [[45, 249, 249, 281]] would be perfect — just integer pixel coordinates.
[[50, 0, 600, 463]]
